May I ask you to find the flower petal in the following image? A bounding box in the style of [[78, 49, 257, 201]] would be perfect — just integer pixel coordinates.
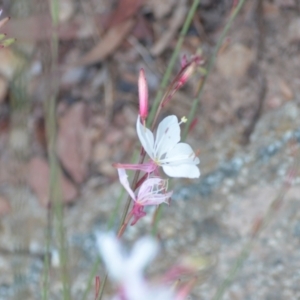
[[154, 115, 180, 158], [162, 143, 199, 165], [128, 237, 158, 274], [162, 164, 200, 178], [117, 169, 136, 201], [138, 191, 173, 206], [138, 177, 162, 197], [137, 177, 172, 206], [136, 116, 155, 159], [95, 233, 125, 281]]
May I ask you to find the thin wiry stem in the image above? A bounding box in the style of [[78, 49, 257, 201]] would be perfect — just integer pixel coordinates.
[[44, 1, 71, 299], [147, 0, 200, 126], [182, 0, 247, 140], [42, 204, 52, 300]]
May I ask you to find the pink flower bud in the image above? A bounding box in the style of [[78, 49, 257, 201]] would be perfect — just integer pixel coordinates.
[[138, 68, 148, 122], [181, 54, 188, 68], [176, 55, 205, 91], [177, 63, 196, 88]]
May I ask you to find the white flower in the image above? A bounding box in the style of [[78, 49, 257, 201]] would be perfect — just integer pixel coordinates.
[[96, 232, 157, 282], [96, 233, 175, 300], [136, 115, 200, 178]]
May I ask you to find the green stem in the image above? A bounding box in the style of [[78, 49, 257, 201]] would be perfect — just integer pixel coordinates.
[[147, 0, 200, 126], [183, 0, 247, 140], [44, 1, 71, 299], [97, 274, 108, 300], [81, 257, 101, 300], [42, 206, 52, 300], [212, 240, 252, 300]]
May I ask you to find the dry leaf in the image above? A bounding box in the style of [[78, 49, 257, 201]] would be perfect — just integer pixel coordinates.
[[57, 102, 92, 184], [0, 75, 8, 103], [107, 0, 143, 28], [3, 14, 93, 41], [3, 15, 53, 42], [0, 195, 11, 216], [288, 17, 300, 43], [131, 15, 154, 41], [275, 0, 295, 8], [147, 0, 177, 19], [279, 79, 293, 101], [27, 157, 78, 206], [78, 18, 135, 66], [150, 0, 187, 56]]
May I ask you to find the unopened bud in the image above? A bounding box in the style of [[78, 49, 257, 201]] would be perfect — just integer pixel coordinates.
[[181, 54, 188, 68], [178, 63, 196, 88], [138, 68, 148, 122]]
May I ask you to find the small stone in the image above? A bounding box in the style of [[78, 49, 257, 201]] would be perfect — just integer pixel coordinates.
[[92, 143, 110, 163], [293, 221, 300, 238], [288, 18, 300, 43], [58, 0, 75, 23], [0, 48, 25, 80], [99, 161, 116, 177], [0, 195, 11, 216], [217, 43, 254, 79], [105, 128, 123, 145], [9, 126, 29, 157], [279, 79, 294, 101], [267, 96, 283, 109]]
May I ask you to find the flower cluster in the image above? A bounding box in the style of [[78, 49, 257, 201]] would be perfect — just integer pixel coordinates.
[[113, 63, 201, 225]]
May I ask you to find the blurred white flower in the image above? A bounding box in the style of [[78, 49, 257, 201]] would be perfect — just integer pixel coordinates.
[[96, 233, 175, 300], [97, 232, 157, 282], [136, 115, 200, 178]]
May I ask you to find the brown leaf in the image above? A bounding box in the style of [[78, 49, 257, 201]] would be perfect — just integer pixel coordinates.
[[78, 18, 135, 66], [34, 116, 47, 152], [0, 75, 8, 103], [131, 15, 154, 41], [0, 195, 11, 216], [147, 0, 177, 19], [3, 15, 53, 42], [279, 79, 294, 101], [106, 0, 143, 28], [57, 102, 92, 184], [3, 14, 90, 41], [150, 0, 187, 56], [27, 157, 78, 206]]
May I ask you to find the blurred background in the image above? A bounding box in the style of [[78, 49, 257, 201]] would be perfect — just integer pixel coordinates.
[[0, 0, 300, 299]]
